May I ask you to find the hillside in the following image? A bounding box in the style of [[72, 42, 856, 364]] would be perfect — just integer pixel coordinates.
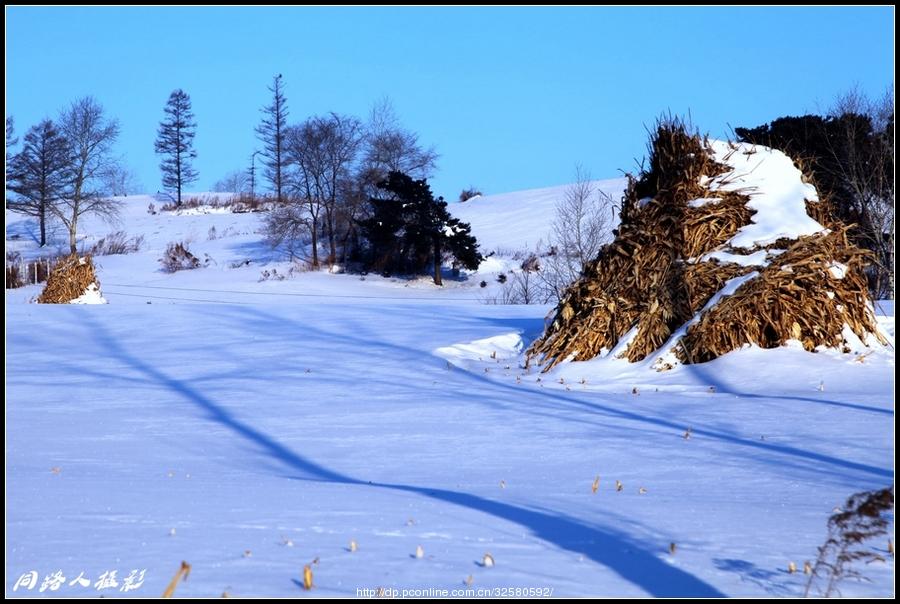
[[449, 179, 626, 253], [5, 176, 894, 598], [7, 181, 618, 305]]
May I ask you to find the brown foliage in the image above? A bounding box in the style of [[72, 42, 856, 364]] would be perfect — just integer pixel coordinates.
[[160, 242, 201, 273], [528, 119, 883, 370], [805, 486, 894, 597], [37, 254, 98, 304]]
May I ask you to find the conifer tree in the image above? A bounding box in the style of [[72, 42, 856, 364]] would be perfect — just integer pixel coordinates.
[[256, 74, 289, 203], [7, 119, 71, 247], [361, 171, 482, 285], [155, 89, 198, 206]]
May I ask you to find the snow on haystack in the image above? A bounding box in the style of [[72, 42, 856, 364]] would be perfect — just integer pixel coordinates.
[[528, 120, 885, 371], [69, 283, 107, 304], [37, 255, 107, 304]]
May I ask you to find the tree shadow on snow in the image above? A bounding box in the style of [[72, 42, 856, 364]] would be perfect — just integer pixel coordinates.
[[227, 305, 892, 483], [43, 305, 891, 595], [70, 309, 725, 598], [712, 558, 797, 596]]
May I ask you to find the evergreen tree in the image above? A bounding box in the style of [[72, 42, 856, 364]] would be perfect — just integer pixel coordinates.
[[7, 119, 71, 247], [360, 171, 482, 285], [154, 89, 198, 206], [256, 74, 289, 203]]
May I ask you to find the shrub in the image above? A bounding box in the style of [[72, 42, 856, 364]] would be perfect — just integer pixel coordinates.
[[258, 268, 286, 282], [90, 231, 144, 256], [521, 254, 541, 272], [805, 486, 894, 597], [459, 187, 483, 202], [159, 193, 269, 214], [6, 252, 24, 289], [160, 242, 201, 273]]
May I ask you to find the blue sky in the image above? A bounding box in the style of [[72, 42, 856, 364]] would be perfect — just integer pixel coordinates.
[[6, 6, 894, 199]]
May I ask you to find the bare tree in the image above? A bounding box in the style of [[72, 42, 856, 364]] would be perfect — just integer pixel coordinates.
[[212, 169, 250, 193], [361, 98, 439, 186], [539, 166, 614, 300], [284, 120, 326, 267], [281, 113, 363, 267], [256, 74, 289, 203], [485, 259, 552, 305], [342, 98, 440, 262], [511, 264, 543, 304], [826, 86, 894, 298], [5, 116, 16, 159], [6, 116, 18, 183], [7, 119, 70, 247], [321, 113, 364, 263], [99, 164, 143, 197], [155, 89, 198, 207], [263, 201, 309, 261], [54, 97, 122, 254]]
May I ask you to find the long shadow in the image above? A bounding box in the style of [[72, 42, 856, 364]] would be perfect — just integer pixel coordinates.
[[683, 359, 893, 417], [451, 362, 893, 481], [230, 305, 892, 481], [712, 558, 794, 596], [71, 309, 725, 597]]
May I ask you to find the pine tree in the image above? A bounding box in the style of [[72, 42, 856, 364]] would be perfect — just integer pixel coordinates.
[[361, 171, 482, 285], [155, 89, 198, 206], [7, 119, 71, 247], [256, 74, 289, 203]]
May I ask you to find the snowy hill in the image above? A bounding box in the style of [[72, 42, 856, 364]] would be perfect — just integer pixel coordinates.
[[5, 176, 894, 597], [449, 179, 627, 253]]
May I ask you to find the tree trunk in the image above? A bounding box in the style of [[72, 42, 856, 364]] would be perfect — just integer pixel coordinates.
[[328, 220, 337, 265], [310, 218, 319, 268], [69, 219, 77, 255], [433, 235, 442, 286], [39, 202, 46, 247]]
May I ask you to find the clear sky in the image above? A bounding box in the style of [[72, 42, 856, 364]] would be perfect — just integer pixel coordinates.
[[5, 6, 894, 199]]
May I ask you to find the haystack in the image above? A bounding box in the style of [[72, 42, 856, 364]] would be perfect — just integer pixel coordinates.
[[528, 120, 885, 371], [37, 254, 107, 304]]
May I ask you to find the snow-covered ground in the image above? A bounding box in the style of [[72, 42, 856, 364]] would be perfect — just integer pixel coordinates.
[[5, 182, 894, 597]]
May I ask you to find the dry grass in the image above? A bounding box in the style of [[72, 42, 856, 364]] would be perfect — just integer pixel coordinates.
[[89, 231, 145, 256], [528, 118, 883, 369], [160, 242, 201, 273], [6, 252, 25, 289], [6, 252, 58, 289], [37, 255, 98, 304], [160, 193, 268, 213], [677, 228, 883, 363], [162, 561, 191, 598]]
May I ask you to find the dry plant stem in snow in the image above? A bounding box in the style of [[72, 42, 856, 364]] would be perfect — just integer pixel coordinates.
[[528, 119, 884, 370]]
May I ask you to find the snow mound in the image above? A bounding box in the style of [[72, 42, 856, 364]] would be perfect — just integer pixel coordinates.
[[435, 333, 524, 365]]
